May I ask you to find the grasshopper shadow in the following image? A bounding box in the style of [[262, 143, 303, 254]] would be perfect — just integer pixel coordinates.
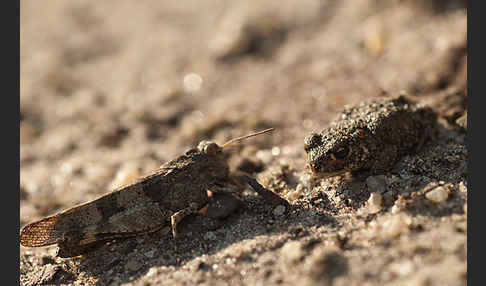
[[75, 196, 339, 285]]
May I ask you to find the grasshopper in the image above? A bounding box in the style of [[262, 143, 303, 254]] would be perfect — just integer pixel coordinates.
[[20, 128, 288, 257]]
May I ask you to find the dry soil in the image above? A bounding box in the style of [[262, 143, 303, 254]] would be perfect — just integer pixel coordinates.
[[20, 1, 467, 285]]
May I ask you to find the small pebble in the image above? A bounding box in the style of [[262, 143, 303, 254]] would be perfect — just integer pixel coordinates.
[[144, 250, 156, 258], [366, 175, 387, 193], [425, 186, 449, 203], [366, 192, 382, 214], [183, 73, 203, 93], [273, 205, 286, 216]]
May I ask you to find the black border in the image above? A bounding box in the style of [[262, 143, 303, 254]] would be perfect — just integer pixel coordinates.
[[14, 0, 21, 285]]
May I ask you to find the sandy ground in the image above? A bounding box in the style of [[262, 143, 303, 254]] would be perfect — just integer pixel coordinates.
[[20, 1, 467, 285]]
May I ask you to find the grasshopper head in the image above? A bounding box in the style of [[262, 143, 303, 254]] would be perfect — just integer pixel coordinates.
[[197, 141, 223, 156]]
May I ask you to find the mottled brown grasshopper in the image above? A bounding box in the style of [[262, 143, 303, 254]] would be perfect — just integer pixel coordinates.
[[20, 128, 288, 257]]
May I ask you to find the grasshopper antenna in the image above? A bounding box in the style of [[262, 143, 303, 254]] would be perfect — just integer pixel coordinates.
[[221, 128, 275, 148]]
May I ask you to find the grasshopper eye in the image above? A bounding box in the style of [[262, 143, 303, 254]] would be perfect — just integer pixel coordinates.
[[333, 146, 350, 159], [198, 141, 221, 156]]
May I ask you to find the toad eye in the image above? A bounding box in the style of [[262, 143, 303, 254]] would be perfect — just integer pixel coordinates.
[[304, 133, 322, 152], [333, 146, 350, 159]]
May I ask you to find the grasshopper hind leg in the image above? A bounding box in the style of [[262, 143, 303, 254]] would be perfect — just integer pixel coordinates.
[[170, 203, 200, 239]]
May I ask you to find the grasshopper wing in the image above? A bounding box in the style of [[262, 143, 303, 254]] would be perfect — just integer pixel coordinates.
[[57, 202, 170, 257], [71, 202, 170, 246], [21, 201, 168, 257], [20, 215, 61, 247]]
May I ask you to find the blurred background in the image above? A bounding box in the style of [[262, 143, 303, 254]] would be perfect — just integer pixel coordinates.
[[20, 0, 467, 285]]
